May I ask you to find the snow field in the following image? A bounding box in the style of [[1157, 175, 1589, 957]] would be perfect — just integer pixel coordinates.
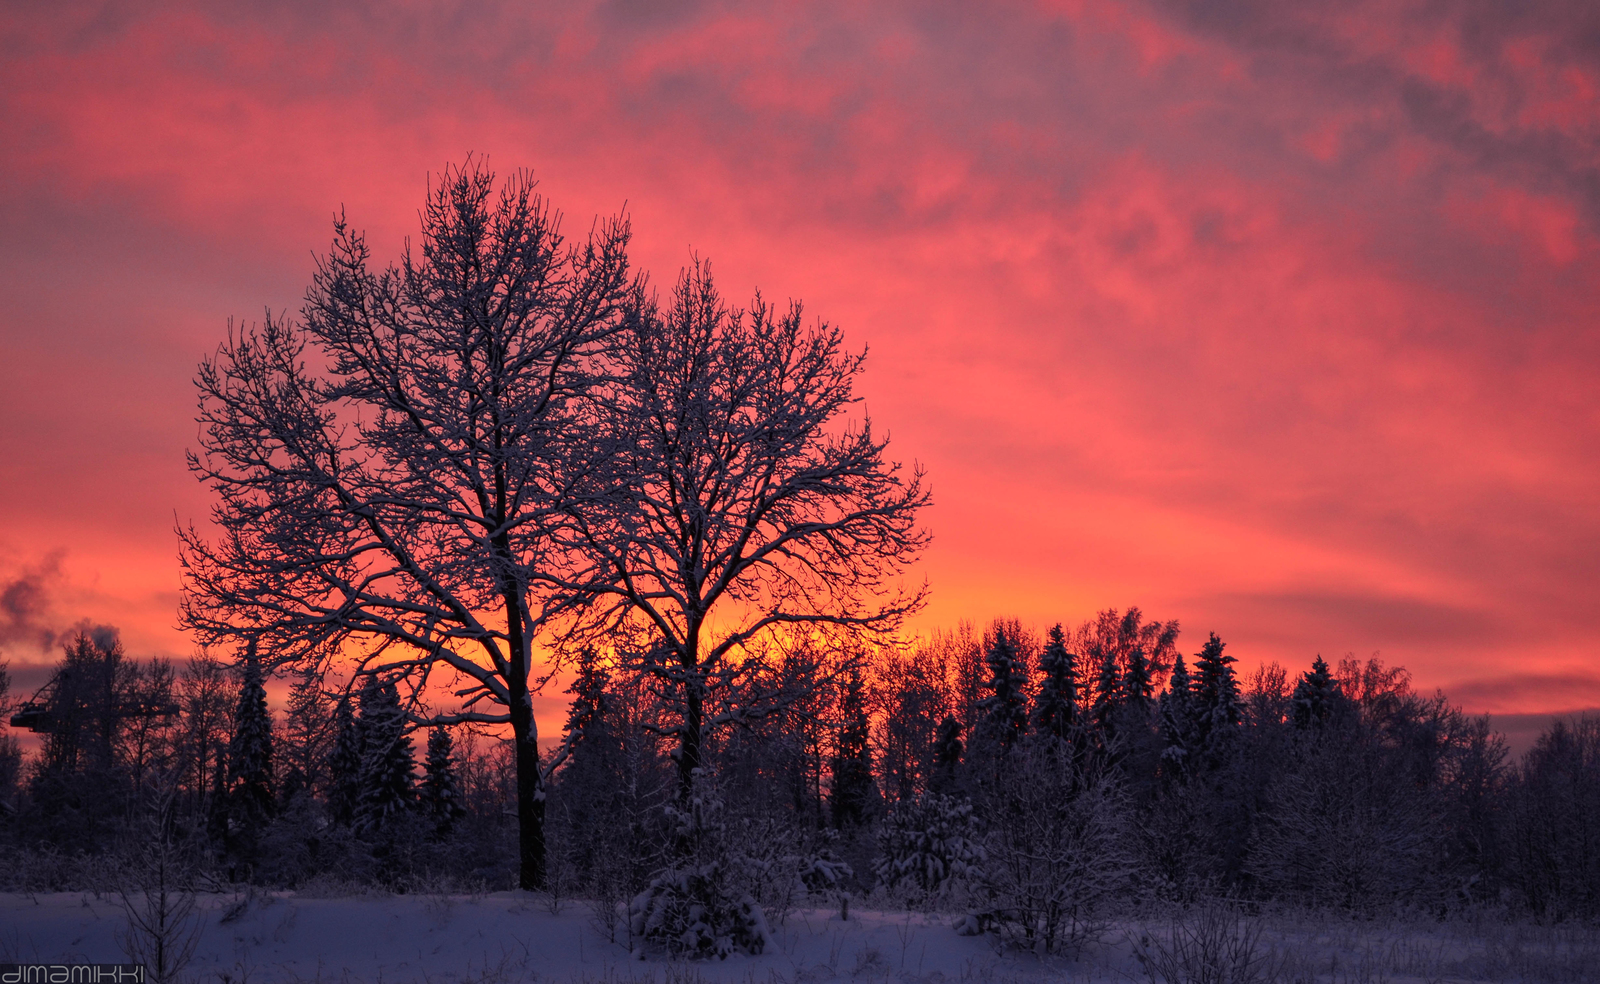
[[2, 892, 1596, 984]]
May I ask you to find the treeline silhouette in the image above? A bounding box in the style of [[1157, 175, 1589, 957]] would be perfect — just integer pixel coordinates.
[[1, 612, 1596, 938]]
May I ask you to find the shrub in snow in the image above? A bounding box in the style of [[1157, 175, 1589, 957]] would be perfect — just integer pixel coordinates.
[[967, 740, 1135, 955], [799, 855, 853, 895], [1130, 903, 1285, 984], [1245, 724, 1438, 911], [873, 790, 985, 902], [628, 863, 772, 958], [116, 829, 204, 984], [703, 815, 859, 925], [628, 779, 773, 958]]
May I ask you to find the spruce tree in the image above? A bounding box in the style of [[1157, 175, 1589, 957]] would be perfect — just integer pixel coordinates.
[[1090, 647, 1121, 745], [929, 715, 964, 794], [975, 625, 1029, 756], [354, 677, 414, 835], [830, 670, 873, 827], [420, 725, 466, 839], [226, 650, 276, 830], [555, 650, 633, 892], [1123, 645, 1154, 711], [1158, 652, 1195, 779], [1033, 624, 1078, 742], [564, 649, 611, 746], [1291, 654, 1340, 730], [1191, 632, 1241, 767], [327, 696, 362, 826]]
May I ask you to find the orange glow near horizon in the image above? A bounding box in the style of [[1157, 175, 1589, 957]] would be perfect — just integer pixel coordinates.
[[2, 1, 1599, 741]]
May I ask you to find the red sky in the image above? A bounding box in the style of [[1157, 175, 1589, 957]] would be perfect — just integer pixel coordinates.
[[2, 0, 1598, 731]]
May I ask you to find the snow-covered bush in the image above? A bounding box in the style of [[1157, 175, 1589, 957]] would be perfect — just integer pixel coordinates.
[[628, 862, 772, 958], [873, 791, 985, 903], [1245, 729, 1439, 912], [799, 855, 854, 895], [967, 742, 1135, 955], [628, 780, 773, 958]]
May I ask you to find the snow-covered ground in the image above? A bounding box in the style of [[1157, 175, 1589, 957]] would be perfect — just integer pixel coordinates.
[[2, 891, 1595, 983]]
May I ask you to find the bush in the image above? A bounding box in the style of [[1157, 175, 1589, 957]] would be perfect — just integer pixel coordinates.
[[1130, 903, 1285, 984], [967, 742, 1135, 955], [873, 791, 985, 904], [627, 780, 772, 958]]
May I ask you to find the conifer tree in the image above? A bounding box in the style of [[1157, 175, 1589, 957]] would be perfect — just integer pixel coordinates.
[[226, 649, 275, 830], [1122, 645, 1154, 711], [354, 677, 414, 835], [1191, 633, 1241, 766], [930, 715, 964, 794], [420, 725, 466, 839], [975, 625, 1029, 756], [554, 650, 635, 892], [1158, 652, 1195, 779], [280, 668, 331, 803], [327, 696, 362, 826], [1033, 624, 1078, 742], [1090, 648, 1121, 744], [830, 670, 873, 827], [1291, 655, 1340, 730], [564, 649, 611, 747]]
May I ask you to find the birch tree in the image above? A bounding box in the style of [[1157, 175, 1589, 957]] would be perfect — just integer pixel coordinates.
[[178, 160, 639, 888]]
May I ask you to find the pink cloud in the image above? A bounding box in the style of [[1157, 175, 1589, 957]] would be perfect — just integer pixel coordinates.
[[1, 0, 1597, 726]]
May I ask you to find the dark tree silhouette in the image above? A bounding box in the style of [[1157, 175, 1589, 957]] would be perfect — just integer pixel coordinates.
[[326, 697, 361, 827], [1158, 652, 1195, 779], [354, 677, 414, 836], [1192, 633, 1241, 767], [1291, 655, 1340, 730], [1076, 608, 1179, 688], [1090, 647, 1121, 746], [1033, 624, 1078, 742], [875, 641, 952, 802], [831, 669, 873, 827], [178, 160, 639, 888], [420, 725, 466, 839], [224, 648, 275, 870], [930, 714, 964, 795], [975, 622, 1030, 760], [279, 668, 332, 803], [561, 261, 929, 804], [177, 655, 232, 827], [1122, 646, 1153, 709]]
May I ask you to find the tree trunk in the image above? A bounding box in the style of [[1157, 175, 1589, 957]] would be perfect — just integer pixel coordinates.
[[678, 682, 703, 804], [508, 685, 547, 890], [675, 630, 704, 806], [500, 559, 546, 891]]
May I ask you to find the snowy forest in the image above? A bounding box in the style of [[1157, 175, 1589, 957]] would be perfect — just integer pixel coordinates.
[[2, 161, 1598, 981], [2, 618, 1598, 947]]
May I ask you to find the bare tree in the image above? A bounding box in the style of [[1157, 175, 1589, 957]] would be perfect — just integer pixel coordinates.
[[178, 160, 639, 889], [176, 654, 233, 825], [979, 741, 1135, 955], [117, 790, 204, 984], [560, 260, 930, 802]]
